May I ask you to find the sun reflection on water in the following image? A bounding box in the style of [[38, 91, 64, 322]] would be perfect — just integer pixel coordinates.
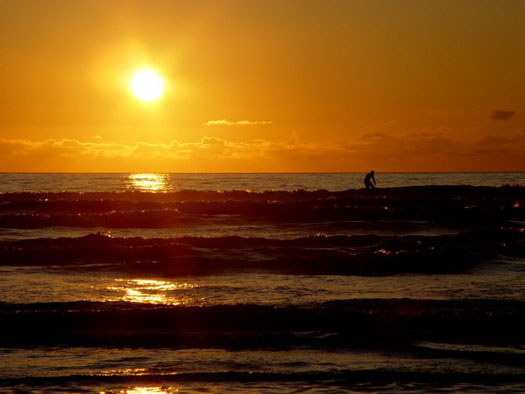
[[99, 368, 148, 376], [107, 279, 198, 305], [101, 387, 176, 394], [128, 173, 171, 192], [125, 388, 175, 394]]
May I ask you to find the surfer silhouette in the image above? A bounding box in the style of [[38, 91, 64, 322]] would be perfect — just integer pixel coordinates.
[[364, 170, 376, 189]]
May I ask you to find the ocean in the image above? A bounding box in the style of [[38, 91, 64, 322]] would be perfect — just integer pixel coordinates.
[[0, 173, 523, 394]]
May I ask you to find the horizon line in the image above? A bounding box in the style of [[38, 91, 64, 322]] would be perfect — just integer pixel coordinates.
[[0, 171, 524, 175]]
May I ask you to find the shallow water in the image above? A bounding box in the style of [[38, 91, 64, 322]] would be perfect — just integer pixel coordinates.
[[2, 347, 524, 393], [1, 262, 524, 306]]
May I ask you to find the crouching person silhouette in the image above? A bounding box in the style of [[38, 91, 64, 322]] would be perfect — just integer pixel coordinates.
[[364, 170, 376, 189]]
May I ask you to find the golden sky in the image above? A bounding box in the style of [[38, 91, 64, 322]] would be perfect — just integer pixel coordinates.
[[1, 0, 524, 172]]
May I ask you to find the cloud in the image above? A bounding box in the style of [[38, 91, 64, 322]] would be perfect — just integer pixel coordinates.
[[204, 120, 273, 126], [491, 110, 515, 121], [0, 137, 350, 171], [0, 132, 523, 171]]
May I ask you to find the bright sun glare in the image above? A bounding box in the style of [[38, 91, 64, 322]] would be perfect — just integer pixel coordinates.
[[130, 70, 164, 102]]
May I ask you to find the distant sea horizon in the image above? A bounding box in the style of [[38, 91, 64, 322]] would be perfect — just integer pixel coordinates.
[[2, 171, 524, 173], [0, 172, 523, 194]]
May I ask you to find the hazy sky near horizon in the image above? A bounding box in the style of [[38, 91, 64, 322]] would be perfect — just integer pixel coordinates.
[[1, 0, 524, 172]]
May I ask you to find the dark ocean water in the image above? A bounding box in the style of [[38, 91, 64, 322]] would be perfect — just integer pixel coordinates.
[[0, 173, 524, 394]]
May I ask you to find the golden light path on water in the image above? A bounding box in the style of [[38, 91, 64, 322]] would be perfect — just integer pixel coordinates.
[[106, 279, 198, 305], [101, 387, 175, 394], [128, 173, 171, 192], [125, 388, 172, 394]]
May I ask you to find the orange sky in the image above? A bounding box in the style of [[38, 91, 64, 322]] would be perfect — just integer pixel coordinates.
[[1, 0, 524, 172]]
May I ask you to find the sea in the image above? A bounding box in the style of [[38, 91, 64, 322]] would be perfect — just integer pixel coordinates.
[[0, 172, 523, 394]]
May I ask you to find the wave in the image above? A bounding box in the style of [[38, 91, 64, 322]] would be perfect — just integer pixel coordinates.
[[0, 299, 523, 350], [1, 185, 523, 202], [0, 186, 522, 229], [0, 227, 522, 275], [1, 370, 524, 386]]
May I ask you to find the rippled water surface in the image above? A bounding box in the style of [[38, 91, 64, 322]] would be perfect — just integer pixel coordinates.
[[1, 263, 523, 306], [0, 173, 523, 393], [0, 172, 523, 193]]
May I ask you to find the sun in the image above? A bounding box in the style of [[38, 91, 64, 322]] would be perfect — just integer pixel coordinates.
[[130, 69, 164, 102]]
